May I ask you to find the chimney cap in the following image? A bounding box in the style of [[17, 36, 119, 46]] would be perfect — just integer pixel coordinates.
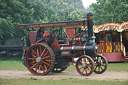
[[87, 13, 93, 18]]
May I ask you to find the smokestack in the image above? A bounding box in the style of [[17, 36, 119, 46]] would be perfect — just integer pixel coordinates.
[[87, 13, 94, 43]]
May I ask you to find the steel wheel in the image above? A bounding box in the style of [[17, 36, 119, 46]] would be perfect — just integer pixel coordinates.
[[52, 67, 67, 73], [25, 43, 55, 76], [76, 55, 95, 76], [93, 54, 108, 74]]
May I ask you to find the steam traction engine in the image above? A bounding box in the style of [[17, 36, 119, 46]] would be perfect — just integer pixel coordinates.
[[18, 13, 108, 76]]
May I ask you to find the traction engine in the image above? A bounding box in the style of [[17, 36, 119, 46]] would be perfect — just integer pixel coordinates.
[[18, 13, 108, 76]]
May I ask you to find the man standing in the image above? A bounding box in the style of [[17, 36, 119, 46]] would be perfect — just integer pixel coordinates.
[[35, 28, 44, 42]]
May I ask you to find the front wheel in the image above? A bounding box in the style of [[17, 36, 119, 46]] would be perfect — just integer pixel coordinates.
[[76, 55, 95, 76], [93, 54, 108, 74]]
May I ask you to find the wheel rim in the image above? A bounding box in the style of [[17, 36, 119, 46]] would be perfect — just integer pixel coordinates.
[[94, 55, 108, 74], [25, 44, 55, 76], [76, 55, 95, 76]]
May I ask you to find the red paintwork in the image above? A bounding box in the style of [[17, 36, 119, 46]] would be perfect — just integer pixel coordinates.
[[102, 52, 124, 62], [29, 31, 36, 45], [66, 28, 75, 38], [51, 39, 60, 50]]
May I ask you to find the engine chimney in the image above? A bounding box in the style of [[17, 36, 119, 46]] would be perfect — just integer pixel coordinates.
[[87, 13, 94, 43]]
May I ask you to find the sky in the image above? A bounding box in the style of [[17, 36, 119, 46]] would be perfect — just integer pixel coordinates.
[[82, 0, 97, 8]]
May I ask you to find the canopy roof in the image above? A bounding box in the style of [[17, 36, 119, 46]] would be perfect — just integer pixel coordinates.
[[17, 20, 87, 29], [94, 21, 128, 33]]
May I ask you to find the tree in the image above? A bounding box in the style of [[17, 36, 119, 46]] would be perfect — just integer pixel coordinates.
[[90, 0, 128, 25], [0, 0, 86, 42]]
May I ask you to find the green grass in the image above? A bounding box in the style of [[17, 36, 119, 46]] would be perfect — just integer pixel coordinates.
[[107, 63, 128, 72], [0, 78, 128, 85], [0, 56, 26, 70], [0, 56, 128, 71]]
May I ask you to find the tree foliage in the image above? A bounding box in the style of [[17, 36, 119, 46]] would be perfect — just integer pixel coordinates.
[[90, 0, 128, 25], [0, 0, 86, 42]]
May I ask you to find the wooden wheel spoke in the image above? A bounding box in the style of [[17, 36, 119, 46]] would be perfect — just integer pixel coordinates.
[[31, 63, 38, 69], [30, 61, 36, 64], [85, 69, 87, 74], [87, 68, 91, 71], [44, 65, 47, 71], [79, 66, 83, 70], [83, 58, 87, 63], [43, 61, 50, 66], [38, 65, 41, 73], [41, 48, 46, 57], [82, 69, 85, 73], [41, 65, 44, 72], [32, 49, 37, 56], [36, 48, 40, 56], [31, 54, 36, 58], [39, 46, 42, 55], [28, 58, 35, 60], [45, 59, 51, 62], [42, 56, 51, 59], [43, 51, 49, 57], [87, 64, 92, 67], [36, 63, 39, 72]]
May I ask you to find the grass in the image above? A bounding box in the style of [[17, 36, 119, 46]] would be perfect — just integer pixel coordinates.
[[0, 55, 26, 70], [107, 63, 128, 72], [0, 56, 128, 85], [0, 55, 128, 71], [0, 78, 128, 85]]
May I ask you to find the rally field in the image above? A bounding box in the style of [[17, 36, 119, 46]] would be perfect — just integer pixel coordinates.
[[0, 56, 128, 85]]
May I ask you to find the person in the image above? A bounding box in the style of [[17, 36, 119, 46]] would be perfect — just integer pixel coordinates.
[[35, 28, 44, 42]]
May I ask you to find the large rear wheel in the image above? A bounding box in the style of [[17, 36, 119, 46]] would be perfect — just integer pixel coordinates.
[[25, 43, 55, 76], [76, 55, 95, 76]]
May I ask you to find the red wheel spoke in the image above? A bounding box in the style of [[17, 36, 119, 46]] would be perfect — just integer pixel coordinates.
[[39, 46, 42, 55], [79, 66, 83, 70], [38, 65, 41, 73], [82, 69, 85, 73], [36, 48, 39, 56], [85, 69, 87, 74], [30, 61, 36, 64], [31, 63, 38, 69], [44, 65, 47, 71], [87, 68, 91, 71], [36, 63, 39, 72], [32, 49, 37, 56], [43, 61, 50, 66], [41, 48, 46, 57], [28, 58, 35, 60], [31, 54, 36, 58], [42, 56, 51, 59], [45, 59, 51, 62], [83, 58, 87, 63], [43, 51, 49, 57], [41, 65, 44, 72], [87, 64, 92, 67]]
